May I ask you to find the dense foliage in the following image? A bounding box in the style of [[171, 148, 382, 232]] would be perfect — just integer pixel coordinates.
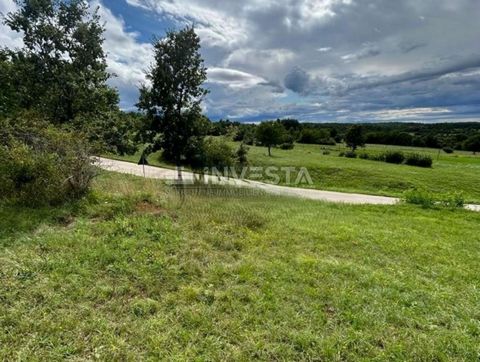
[[2, 0, 118, 124], [463, 134, 480, 154], [355, 150, 433, 168], [0, 115, 95, 206]]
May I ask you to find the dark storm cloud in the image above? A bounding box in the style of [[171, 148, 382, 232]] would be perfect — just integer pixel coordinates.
[[284, 67, 312, 94]]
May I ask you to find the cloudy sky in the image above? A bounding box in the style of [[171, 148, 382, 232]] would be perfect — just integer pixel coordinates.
[[1, 0, 480, 122]]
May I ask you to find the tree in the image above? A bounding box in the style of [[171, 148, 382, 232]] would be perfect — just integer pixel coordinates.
[[4, 0, 118, 123], [256, 121, 287, 156], [236, 142, 249, 166], [137, 26, 208, 178], [345, 125, 365, 151], [0, 50, 21, 117], [464, 134, 480, 154]]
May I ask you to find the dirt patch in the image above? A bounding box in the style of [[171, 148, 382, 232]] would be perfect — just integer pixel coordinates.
[[54, 214, 75, 227]]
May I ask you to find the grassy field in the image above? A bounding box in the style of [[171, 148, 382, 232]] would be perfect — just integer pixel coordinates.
[[106, 142, 480, 203], [1, 171, 480, 359]]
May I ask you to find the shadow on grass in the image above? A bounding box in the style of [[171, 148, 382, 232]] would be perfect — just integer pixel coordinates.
[[0, 198, 90, 244]]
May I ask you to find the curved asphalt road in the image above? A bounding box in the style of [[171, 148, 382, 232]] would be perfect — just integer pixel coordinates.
[[97, 157, 480, 211]]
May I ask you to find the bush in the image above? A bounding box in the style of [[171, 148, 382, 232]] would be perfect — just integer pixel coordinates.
[[202, 137, 235, 170], [441, 192, 465, 208], [384, 151, 405, 164], [404, 189, 465, 209], [322, 150, 331, 155], [344, 151, 357, 158], [369, 153, 386, 161], [236, 143, 249, 166], [405, 153, 433, 168], [403, 189, 436, 208], [359, 153, 369, 159], [0, 117, 95, 206], [442, 147, 454, 154], [280, 142, 294, 150]]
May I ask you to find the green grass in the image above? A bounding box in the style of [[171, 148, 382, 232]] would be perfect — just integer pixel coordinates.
[[1, 172, 480, 359], [106, 142, 480, 203]]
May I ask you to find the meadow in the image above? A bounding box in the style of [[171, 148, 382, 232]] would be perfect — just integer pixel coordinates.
[[1, 171, 479, 360], [107, 142, 480, 203]]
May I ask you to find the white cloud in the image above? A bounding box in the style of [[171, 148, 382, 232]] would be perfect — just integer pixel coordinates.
[[0, 0, 23, 49], [94, 1, 152, 86], [366, 107, 452, 121], [92, 1, 154, 108], [207, 68, 267, 89], [126, 0, 247, 48], [223, 48, 296, 81]]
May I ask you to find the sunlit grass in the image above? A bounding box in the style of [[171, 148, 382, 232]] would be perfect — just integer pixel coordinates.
[[105, 141, 480, 203], [1, 171, 479, 359]]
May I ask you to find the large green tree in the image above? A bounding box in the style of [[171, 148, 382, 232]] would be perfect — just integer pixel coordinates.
[[3, 0, 118, 123], [137, 26, 208, 177], [256, 121, 287, 156], [345, 125, 366, 151]]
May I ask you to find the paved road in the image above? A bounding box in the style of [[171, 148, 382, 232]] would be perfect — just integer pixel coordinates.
[[97, 157, 480, 211]]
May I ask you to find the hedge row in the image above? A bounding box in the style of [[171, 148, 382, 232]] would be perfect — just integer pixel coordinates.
[[341, 150, 433, 168]]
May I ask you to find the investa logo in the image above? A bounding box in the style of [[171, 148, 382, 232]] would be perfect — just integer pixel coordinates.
[[200, 166, 313, 186]]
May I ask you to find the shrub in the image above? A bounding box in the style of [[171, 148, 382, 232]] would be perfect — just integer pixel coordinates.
[[344, 151, 357, 158], [441, 192, 465, 208], [202, 137, 235, 170], [0, 117, 95, 206], [338, 151, 345, 157], [359, 153, 369, 159], [442, 147, 454, 154], [405, 153, 433, 168], [236, 143, 249, 166], [369, 153, 386, 161], [404, 189, 465, 209], [322, 150, 331, 155], [384, 151, 405, 164], [279, 142, 294, 150], [403, 189, 436, 208]]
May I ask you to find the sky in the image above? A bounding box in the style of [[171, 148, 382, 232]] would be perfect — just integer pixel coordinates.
[[1, 0, 480, 123]]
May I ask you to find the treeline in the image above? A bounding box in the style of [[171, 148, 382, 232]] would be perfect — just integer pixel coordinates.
[[208, 119, 480, 152]]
